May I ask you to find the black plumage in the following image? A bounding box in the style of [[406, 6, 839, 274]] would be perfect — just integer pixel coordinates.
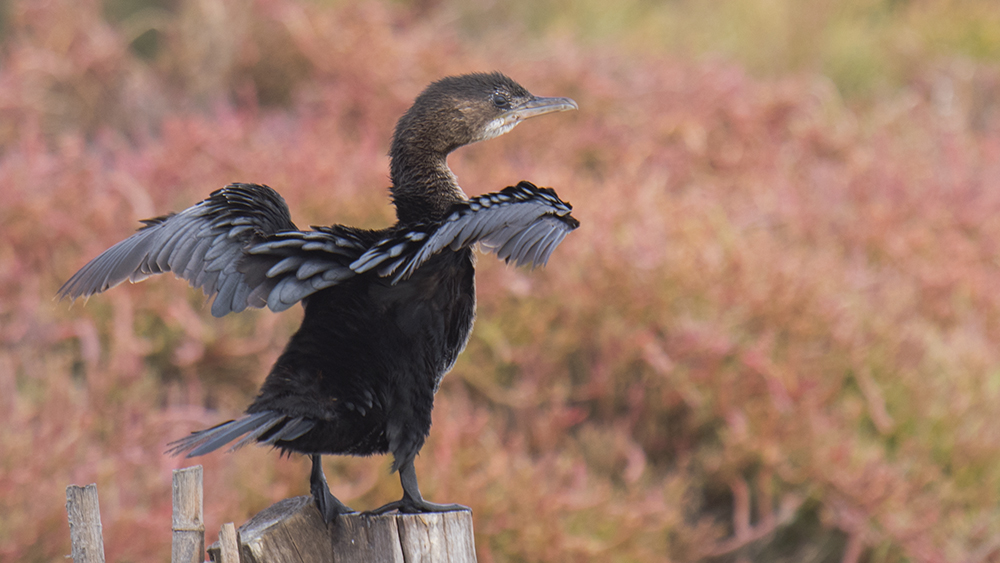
[[58, 72, 578, 520]]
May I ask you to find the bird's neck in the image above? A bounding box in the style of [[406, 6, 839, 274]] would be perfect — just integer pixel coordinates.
[[389, 144, 466, 225]]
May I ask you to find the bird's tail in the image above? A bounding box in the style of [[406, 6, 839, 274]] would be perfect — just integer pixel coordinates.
[[166, 411, 316, 458]]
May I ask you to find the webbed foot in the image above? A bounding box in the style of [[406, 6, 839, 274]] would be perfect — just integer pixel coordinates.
[[364, 457, 470, 516], [366, 498, 469, 515]]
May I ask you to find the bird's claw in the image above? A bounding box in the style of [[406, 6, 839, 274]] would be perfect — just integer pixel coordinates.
[[313, 486, 356, 523]]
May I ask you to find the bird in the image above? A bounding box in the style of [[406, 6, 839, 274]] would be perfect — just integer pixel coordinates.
[[58, 72, 579, 522]]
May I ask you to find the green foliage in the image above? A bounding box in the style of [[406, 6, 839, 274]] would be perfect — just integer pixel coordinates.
[[3, 0, 1000, 561]]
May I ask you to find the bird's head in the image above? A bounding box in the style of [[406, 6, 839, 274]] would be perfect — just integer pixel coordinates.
[[392, 72, 578, 155]]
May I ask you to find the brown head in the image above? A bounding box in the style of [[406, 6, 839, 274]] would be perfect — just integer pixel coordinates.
[[390, 72, 577, 223]]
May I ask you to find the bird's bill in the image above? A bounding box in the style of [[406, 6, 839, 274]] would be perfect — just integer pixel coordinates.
[[481, 95, 578, 141], [508, 96, 579, 121]]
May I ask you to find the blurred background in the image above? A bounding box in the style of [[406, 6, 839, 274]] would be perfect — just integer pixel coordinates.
[[3, 0, 1000, 561]]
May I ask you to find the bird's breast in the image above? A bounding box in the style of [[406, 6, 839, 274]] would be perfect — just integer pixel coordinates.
[[372, 248, 476, 379]]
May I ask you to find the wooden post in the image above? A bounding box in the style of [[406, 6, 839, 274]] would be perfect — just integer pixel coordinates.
[[207, 496, 477, 563], [66, 484, 106, 563], [172, 465, 205, 563], [217, 522, 242, 563]]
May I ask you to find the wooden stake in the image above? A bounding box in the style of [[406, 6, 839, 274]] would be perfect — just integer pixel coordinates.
[[218, 522, 242, 563], [66, 484, 106, 563], [171, 466, 205, 563]]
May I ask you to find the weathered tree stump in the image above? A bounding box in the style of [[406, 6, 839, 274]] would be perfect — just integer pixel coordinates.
[[207, 496, 476, 563]]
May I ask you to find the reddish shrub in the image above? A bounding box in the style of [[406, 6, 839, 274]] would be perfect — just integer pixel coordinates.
[[3, 1, 1000, 562]]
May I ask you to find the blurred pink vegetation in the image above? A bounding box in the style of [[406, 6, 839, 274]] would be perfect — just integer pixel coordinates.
[[3, 0, 1000, 561]]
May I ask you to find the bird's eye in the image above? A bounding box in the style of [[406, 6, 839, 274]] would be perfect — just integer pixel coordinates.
[[492, 94, 510, 108]]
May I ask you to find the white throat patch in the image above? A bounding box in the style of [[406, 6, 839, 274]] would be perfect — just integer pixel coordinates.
[[481, 118, 519, 141]]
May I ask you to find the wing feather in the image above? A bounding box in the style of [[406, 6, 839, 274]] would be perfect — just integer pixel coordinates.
[[58, 184, 296, 316], [58, 184, 371, 316], [351, 181, 579, 283]]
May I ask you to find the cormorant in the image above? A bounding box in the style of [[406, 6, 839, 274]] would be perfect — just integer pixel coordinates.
[[58, 72, 578, 521]]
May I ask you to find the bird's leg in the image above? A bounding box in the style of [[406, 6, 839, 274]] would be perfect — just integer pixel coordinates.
[[310, 454, 354, 522], [366, 458, 470, 515]]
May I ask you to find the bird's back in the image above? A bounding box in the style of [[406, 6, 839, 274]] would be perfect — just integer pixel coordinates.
[[247, 241, 476, 463]]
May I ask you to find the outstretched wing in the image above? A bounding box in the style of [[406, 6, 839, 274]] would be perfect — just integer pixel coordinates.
[[351, 181, 579, 282], [58, 183, 297, 316], [57, 183, 369, 316]]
